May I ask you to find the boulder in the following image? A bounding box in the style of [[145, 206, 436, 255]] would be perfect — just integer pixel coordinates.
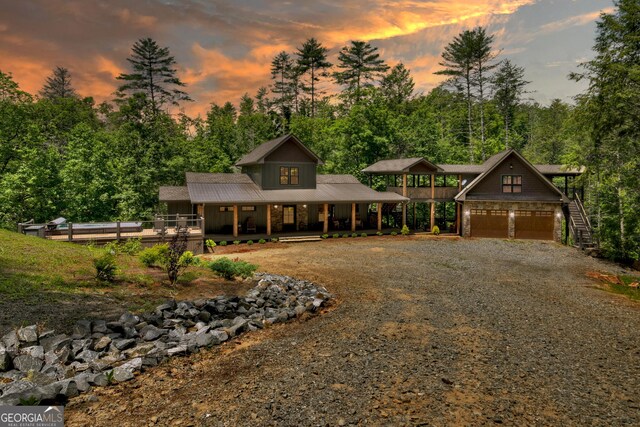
[[140, 325, 166, 341], [16, 325, 39, 343], [21, 345, 45, 360], [57, 379, 79, 398], [75, 350, 100, 363], [40, 334, 71, 353], [167, 345, 187, 357], [111, 366, 134, 382], [13, 354, 44, 373], [195, 332, 214, 348], [113, 338, 136, 351], [71, 339, 92, 356], [210, 330, 229, 343], [93, 336, 112, 352], [72, 320, 92, 339], [0, 346, 12, 371], [92, 320, 108, 334], [119, 312, 139, 328]]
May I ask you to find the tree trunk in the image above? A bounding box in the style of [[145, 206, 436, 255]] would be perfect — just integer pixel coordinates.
[[465, 71, 474, 163], [504, 115, 510, 149]]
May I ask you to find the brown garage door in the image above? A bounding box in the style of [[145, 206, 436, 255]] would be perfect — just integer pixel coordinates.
[[515, 210, 554, 240], [470, 209, 509, 238]]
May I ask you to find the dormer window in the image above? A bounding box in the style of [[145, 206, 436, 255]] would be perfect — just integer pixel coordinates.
[[280, 167, 299, 185], [502, 175, 522, 193]]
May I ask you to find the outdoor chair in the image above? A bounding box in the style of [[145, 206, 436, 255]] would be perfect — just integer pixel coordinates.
[[245, 216, 257, 233], [176, 215, 187, 232], [153, 217, 167, 235]]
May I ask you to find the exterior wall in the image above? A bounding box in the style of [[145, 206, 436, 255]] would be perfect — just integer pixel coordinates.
[[261, 162, 317, 189], [467, 153, 560, 201], [203, 204, 268, 234], [264, 139, 316, 163], [297, 204, 308, 230], [167, 201, 193, 216], [462, 201, 562, 242], [242, 165, 262, 187], [271, 205, 283, 232]]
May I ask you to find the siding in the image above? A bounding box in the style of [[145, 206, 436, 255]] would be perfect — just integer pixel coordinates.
[[167, 202, 194, 216], [203, 204, 268, 234], [467, 153, 560, 201], [261, 162, 317, 189], [265, 139, 317, 163]]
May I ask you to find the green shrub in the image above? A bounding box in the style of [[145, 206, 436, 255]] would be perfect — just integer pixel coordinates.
[[333, 233, 340, 238], [259, 239, 267, 244], [271, 237, 279, 243], [321, 234, 329, 239], [351, 232, 358, 238], [219, 241, 228, 246], [342, 233, 349, 238], [361, 233, 367, 237], [247, 240, 254, 245], [390, 231, 398, 236], [208, 257, 258, 280], [94, 253, 117, 282], [376, 231, 383, 236], [233, 240, 241, 245], [432, 225, 440, 235], [401, 225, 410, 236], [139, 244, 169, 268], [205, 239, 216, 249], [104, 238, 142, 255]]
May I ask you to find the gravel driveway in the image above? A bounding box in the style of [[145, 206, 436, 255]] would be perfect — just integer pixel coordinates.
[[66, 237, 640, 426]]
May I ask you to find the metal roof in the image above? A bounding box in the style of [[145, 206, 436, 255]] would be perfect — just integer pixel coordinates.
[[185, 172, 253, 184], [235, 134, 323, 166], [534, 165, 585, 175], [362, 157, 442, 174], [183, 173, 407, 204], [436, 164, 486, 174], [159, 186, 190, 201]]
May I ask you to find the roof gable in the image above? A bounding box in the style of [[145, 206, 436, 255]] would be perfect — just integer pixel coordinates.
[[455, 150, 568, 202], [362, 157, 442, 174], [235, 134, 323, 166]]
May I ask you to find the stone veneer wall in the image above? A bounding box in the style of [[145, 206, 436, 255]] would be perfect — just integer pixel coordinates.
[[461, 201, 562, 242], [271, 205, 283, 233], [297, 204, 308, 230]]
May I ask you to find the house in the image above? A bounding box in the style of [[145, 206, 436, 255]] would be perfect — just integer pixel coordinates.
[[159, 134, 408, 238], [363, 149, 588, 243]]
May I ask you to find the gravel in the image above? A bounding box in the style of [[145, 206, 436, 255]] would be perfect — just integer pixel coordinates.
[[64, 237, 640, 426]]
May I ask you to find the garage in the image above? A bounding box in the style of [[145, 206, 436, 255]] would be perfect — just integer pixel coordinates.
[[515, 210, 554, 240], [470, 209, 508, 238]]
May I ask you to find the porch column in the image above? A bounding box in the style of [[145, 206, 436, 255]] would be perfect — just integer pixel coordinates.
[[323, 203, 329, 234], [199, 204, 205, 233], [430, 203, 435, 232], [233, 204, 238, 238], [430, 173, 436, 231], [564, 176, 568, 197], [456, 203, 461, 235], [351, 203, 356, 232], [402, 173, 408, 227], [377, 202, 382, 231], [266, 204, 272, 236]]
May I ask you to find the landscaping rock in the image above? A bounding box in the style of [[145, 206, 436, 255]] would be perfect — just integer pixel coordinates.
[[76, 350, 100, 363], [119, 312, 139, 328], [0, 346, 12, 372], [1, 331, 19, 350], [16, 325, 38, 343], [140, 325, 166, 341], [57, 379, 79, 398], [21, 345, 45, 360], [40, 334, 71, 353], [93, 336, 112, 352], [113, 338, 136, 351], [13, 354, 44, 373], [72, 320, 92, 339]]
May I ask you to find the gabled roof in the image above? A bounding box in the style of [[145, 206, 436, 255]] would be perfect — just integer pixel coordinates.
[[235, 134, 324, 167], [454, 149, 568, 203], [362, 157, 443, 174], [159, 186, 190, 202], [534, 165, 586, 176], [185, 172, 253, 184]]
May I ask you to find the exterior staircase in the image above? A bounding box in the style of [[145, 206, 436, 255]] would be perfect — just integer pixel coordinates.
[[568, 196, 597, 250], [278, 235, 323, 243]]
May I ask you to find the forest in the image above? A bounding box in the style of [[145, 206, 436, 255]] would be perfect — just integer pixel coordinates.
[[0, 0, 638, 262]]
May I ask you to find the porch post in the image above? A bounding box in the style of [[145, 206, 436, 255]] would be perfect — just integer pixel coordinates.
[[323, 203, 329, 234], [456, 203, 461, 235], [266, 204, 272, 236], [402, 173, 407, 227], [233, 204, 238, 238], [351, 203, 356, 232], [430, 173, 435, 231], [430, 203, 435, 232], [564, 176, 568, 197], [200, 204, 205, 233], [377, 203, 382, 231]]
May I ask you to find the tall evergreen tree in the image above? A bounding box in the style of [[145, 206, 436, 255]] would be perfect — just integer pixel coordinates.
[[296, 38, 332, 117], [116, 38, 192, 115], [270, 51, 295, 115], [333, 41, 389, 103], [40, 67, 77, 99], [380, 63, 415, 108], [492, 59, 529, 149]]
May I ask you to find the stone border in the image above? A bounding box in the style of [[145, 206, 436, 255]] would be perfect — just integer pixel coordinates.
[[0, 274, 332, 406]]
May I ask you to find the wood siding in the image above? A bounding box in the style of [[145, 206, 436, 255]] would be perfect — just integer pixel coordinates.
[[264, 139, 317, 163], [261, 162, 317, 189], [167, 201, 194, 216], [466, 153, 560, 201], [243, 165, 262, 187], [203, 204, 268, 234]]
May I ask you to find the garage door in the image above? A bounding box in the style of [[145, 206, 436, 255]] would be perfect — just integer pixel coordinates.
[[515, 211, 554, 240], [470, 209, 509, 238]]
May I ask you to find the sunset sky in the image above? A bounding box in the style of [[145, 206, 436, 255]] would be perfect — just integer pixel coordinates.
[[0, 0, 614, 117]]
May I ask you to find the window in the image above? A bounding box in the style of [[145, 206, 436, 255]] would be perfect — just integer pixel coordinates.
[[502, 175, 522, 193], [280, 167, 300, 185], [241, 206, 256, 212], [283, 206, 295, 224], [219, 206, 234, 212]]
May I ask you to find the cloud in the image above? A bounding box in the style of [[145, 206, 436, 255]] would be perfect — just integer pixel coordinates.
[[539, 8, 614, 34]]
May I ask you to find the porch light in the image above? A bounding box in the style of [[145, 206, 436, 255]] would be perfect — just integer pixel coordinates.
[[509, 211, 515, 218], [303, 204, 307, 208], [465, 210, 470, 216], [556, 212, 562, 218], [274, 205, 279, 209]]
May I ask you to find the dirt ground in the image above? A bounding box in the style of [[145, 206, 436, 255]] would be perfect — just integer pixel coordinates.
[[59, 236, 639, 426]]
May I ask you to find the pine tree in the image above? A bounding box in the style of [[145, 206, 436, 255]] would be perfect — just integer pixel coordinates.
[[296, 38, 332, 117], [492, 59, 529, 149], [333, 41, 389, 103], [270, 51, 295, 115], [380, 63, 415, 107], [116, 38, 192, 115], [40, 67, 77, 99]]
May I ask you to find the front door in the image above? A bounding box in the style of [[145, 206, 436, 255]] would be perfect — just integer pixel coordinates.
[[283, 205, 296, 231]]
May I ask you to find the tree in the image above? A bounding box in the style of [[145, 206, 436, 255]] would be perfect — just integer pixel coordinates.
[[570, 0, 640, 261], [333, 41, 389, 103], [270, 51, 295, 116], [116, 37, 192, 115], [380, 63, 415, 108], [40, 67, 77, 99], [492, 60, 529, 149], [296, 38, 332, 117]]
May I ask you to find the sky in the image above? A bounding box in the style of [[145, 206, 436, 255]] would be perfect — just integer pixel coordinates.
[[0, 0, 614, 117]]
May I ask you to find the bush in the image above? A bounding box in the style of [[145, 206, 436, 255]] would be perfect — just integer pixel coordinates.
[[219, 241, 227, 246], [321, 234, 329, 239], [333, 233, 340, 238], [94, 253, 116, 282], [247, 240, 254, 245], [376, 231, 383, 236], [139, 244, 169, 268], [104, 238, 142, 255], [233, 240, 241, 245], [351, 232, 358, 238], [390, 231, 398, 236], [401, 225, 410, 236], [342, 233, 350, 238], [361, 233, 367, 237], [259, 239, 266, 244], [432, 225, 440, 235], [208, 257, 258, 280], [270, 237, 279, 243], [205, 239, 216, 249]]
